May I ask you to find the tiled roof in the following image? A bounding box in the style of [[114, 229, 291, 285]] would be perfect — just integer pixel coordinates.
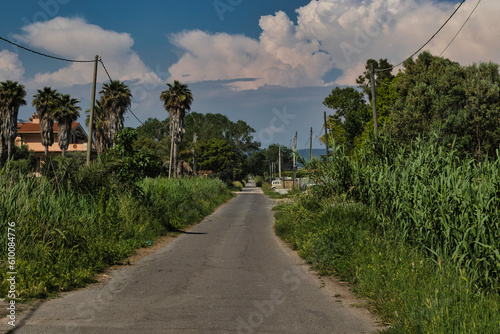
[[17, 122, 80, 133]]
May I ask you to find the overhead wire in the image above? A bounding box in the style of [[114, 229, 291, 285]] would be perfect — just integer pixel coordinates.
[[0, 35, 95, 63], [99, 59, 144, 126], [376, 0, 466, 73], [439, 0, 482, 56]]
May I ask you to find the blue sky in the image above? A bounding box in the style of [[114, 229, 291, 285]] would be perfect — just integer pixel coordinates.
[[0, 0, 494, 150]]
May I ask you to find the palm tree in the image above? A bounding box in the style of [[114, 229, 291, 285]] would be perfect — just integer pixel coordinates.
[[85, 100, 107, 155], [0, 81, 26, 165], [160, 80, 193, 178], [99, 80, 132, 149], [33, 87, 59, 157], [54, 94, 81, 157]]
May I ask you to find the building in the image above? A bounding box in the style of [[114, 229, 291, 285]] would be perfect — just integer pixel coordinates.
[[15, 113, 89, 158]]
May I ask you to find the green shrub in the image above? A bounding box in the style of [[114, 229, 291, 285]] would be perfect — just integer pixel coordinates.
[[254, 175, 264, 187], [231, 181, 244, 191]]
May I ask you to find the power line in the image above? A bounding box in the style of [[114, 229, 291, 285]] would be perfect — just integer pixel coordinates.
[[377, 0, 466, 73], [98, 58, 144, 126], [99, 59, 113, 82], [0, 35, 95, 63], [440, 0, 482, 56], [0, 34, 149, 129]]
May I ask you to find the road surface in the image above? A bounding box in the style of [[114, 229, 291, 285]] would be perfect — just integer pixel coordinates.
[[14, 181, 380, 333]]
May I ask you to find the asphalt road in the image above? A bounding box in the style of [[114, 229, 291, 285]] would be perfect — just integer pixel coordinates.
[[13, 181, 379, 334]]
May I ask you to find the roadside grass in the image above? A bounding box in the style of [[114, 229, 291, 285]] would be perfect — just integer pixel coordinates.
[[0, 174, 233, 300], [274, 195, 500, 333]]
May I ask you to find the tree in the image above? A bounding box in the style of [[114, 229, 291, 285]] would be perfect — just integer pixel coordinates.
[[54, 94, 81, 157], [160, 80, 193, 178], [323, 87, 371, 151], [388, 52, 467, 146], [99, 80, 132, 149], [105, 127, 162, 184], [460, 62, 500, 158], [134, 117, 171, 162], [85, 100, 107, 155], [198, 138, 237, 181], [356, 58, 395, 101], [33, 87, 59, 157], [0, 81, 26, 164]]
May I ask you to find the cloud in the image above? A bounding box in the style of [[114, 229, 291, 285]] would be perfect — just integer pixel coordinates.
[[168, 0, 500, 89], [14, 17, 160, 88], [0, 50, 25, 82]]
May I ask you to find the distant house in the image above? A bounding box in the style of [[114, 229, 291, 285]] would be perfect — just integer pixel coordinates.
[[15, 112, 89, 158]]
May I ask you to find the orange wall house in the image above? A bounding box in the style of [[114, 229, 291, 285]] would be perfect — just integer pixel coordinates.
[[15, 113, 89, 158]]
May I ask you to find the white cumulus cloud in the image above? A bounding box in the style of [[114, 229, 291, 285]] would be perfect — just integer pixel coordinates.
[[0, 50, 25, 82], [168, 0, 500, 89], [14, 17, 160, 88]]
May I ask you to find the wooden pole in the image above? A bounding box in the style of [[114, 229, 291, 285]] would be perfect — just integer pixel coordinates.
[[86, 55, 99, 165], [370, 63, 378, 140], [324, 111, 329, 165], [309, 127, 313, 161]]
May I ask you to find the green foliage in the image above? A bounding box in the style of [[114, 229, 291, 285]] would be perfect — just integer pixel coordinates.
[[254, 175, 264, 187], [388, 52, 500, 158], [275, 196, 500, 333], [231, 181, 244, 191], [4, 145, 37, 174], [323, 87, 372, 152], [134, 113, 260, 181], [140, 177, 233, 230], [105, 127, 162, 184], [356, 58, 395, 101], [315, 136, 500, 293], [0, 173, 232, 300], [183, 112, 259, 157], [198, 138, 237, 181]]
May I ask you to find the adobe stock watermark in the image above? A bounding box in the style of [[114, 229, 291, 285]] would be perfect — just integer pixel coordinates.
[[226, 267, 308, 334], [257, 107, 296, 146], [7, 0, 71, 54], [213, 0, 243, 22], [340, 11, 393, 64]]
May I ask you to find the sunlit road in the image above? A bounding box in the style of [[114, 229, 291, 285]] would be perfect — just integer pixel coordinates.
[[14, 181, 379, 333]]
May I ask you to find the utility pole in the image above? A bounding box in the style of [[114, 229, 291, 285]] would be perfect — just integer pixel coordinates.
[[192, 132, 197, 175], [269, 163, 272, 183], [293, 132, 297, 188], [86, 55, 99, 165], [278, 146, 282, 179], [370, 63, 378, 140], [324, 111, 329, 166], [309, 127, 313, 161]]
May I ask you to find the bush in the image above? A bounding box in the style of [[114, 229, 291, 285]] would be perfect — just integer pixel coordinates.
[[254, 175, 264, 187], [231, 181, 244, 191]]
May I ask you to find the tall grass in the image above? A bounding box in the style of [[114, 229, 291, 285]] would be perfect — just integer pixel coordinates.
[[0, 173, 232, 299], [275, 197, 500, 333], [317, 137, 500, 292]]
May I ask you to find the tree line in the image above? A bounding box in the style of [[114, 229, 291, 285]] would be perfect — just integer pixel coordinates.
[[323, 51, 500, 159]]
